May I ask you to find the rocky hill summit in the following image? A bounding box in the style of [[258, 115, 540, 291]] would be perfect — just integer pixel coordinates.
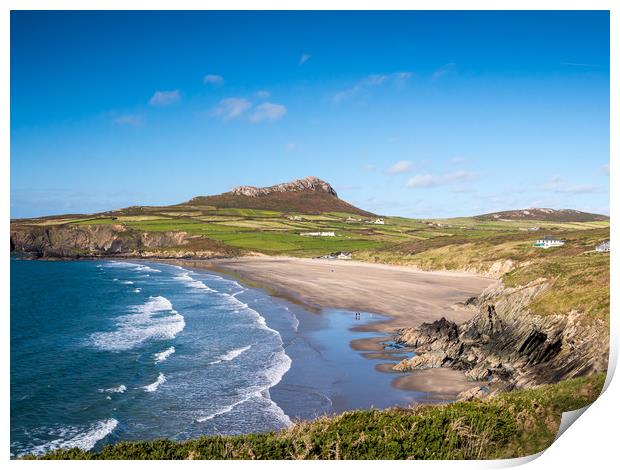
[[230, 176, 338, 198], [476, 208, 609, 222]]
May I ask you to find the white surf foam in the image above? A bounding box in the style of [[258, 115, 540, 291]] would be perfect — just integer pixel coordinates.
[[121, 280, 134, 285], [133, 288, 141, 293], [209, 345, 252, 365], [143, 373, 166, 392], [154, 346, 175, 363], [200, 293, 293, 426], [24, 418, 118, 456], [90, 296, 185, 351], [173, 270, 217, 292], [133, 265, 161, 273], [99, 384, 126, 394], [196, 392, 260, 422], [106, 261, 161, 273]]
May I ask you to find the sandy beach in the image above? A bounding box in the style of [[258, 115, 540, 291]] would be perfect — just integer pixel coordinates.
[[166, 256, 495, 332], [160, 256, 495, 399]]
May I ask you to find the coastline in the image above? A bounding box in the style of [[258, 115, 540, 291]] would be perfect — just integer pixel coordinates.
[[155, 256, 495, 399]]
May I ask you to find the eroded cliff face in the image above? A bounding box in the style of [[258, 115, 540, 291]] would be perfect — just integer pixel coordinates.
[[394, 279, 608, 396], [10, 224, 236, 259]]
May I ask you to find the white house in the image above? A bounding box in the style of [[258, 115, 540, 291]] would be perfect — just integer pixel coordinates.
[[337, 251, 352, 260], [300, 231, 335, 237], [374, 218, 385, 225], [596, 241, 610, 252], [533, 236, 565, 249]]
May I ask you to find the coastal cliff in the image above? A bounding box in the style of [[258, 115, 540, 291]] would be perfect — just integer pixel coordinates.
[[393, 279, 609, 396], [10, 224, 239, 259]]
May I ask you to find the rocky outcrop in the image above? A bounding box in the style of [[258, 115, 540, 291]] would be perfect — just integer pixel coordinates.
[[10, 224, 236, 259], [230, 176, 338, 198], [394, 279, 608, 392]]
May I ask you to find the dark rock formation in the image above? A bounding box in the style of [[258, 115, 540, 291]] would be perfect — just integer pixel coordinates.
[[394, 279, 608, 391]]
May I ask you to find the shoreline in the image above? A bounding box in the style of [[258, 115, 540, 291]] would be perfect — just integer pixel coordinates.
[[12, 255, 495, 400], [155, 256, 494, 398]]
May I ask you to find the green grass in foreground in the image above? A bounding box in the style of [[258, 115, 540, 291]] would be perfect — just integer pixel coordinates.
[[33, 374, 604, 460]]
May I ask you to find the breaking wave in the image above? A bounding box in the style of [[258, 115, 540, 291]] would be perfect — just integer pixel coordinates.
[[90, 296, 184, 351]]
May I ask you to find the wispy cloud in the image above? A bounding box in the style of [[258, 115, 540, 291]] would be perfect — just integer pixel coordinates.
[[299, 53, 311, 65], [113, 114, 143, 127], [332, 72, 412, 103], [386, 160, 414, 175], [431, 63, 456, 80], [203, 74, 224, 85], [256, 90, 271, 99], [250, 102, 287, 123], [213, 97, 252, 121], [541, 176, 597, 194], [149, 90, 180, 106], [407, 170, 479, 188]]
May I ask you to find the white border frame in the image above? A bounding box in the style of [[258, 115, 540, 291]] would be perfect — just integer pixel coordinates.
[[2, 2, 616, 468]]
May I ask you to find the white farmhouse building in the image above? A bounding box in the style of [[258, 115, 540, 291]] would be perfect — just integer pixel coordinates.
[[374, 218, 385, 225], [533, 236, 565, 249], [596, 241, 610, 252], [300, 231, 335, 237]]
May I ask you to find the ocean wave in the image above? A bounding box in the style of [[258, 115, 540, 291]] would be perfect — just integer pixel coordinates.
[[209, 345, 252, 365], [90, 296, 185, 351], [173, 270, 217, 292], [154, 346, 175, 363], [121, 280, 134, 285], [143, 373, 166, 392], [106, 261, 161, 273], [196, 392, 260, 422], [133, 265, 161, 273], [99, 385, 126, 394], [133, 288, 141, 293], [20, 419, 118, 456]]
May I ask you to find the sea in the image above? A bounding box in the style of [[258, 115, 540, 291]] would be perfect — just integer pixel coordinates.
[[10, 258, 422, 457]]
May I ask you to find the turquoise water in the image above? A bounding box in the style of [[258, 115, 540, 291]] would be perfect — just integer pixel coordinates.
[[11, 259, 421, 457]]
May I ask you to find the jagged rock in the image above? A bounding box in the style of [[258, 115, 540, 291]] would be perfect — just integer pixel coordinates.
[[231, 176, 338, 198], [393, 351, 446, 371], [395, 279, 609, 389]]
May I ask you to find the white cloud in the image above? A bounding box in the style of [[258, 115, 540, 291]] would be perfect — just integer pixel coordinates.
[[256, 90, 271, 99], [407, 170, 479, 188], [541, 176, 597, 194], [332, 72, 412, 103], [203, 74, 224, 85], [250, 102, 287, 123], [407, 174, 440, 188], [113, 114, 143, 127], [431, 63, 456, 80], [213, 97, 252, 121], [148, 90, 180, 106], [299, 53, 311, 65], [386, 160, 414, 175]]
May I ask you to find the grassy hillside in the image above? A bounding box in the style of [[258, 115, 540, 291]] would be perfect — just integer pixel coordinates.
[[32, 374, 604, 460]]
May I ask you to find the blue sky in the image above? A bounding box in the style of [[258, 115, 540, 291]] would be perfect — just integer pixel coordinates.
[[11, 11, 610, 218]]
